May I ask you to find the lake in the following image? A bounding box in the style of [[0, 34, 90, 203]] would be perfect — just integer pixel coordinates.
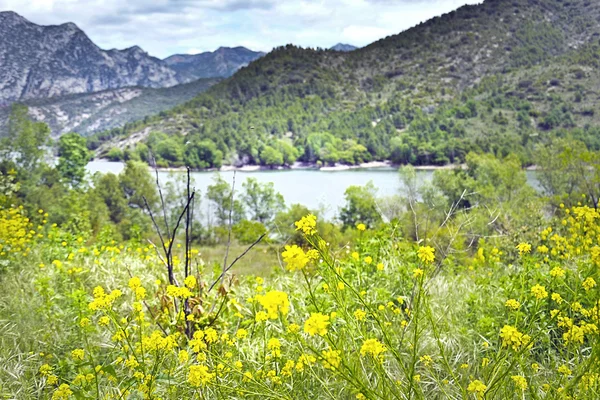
[[87, 161, 540, 219]]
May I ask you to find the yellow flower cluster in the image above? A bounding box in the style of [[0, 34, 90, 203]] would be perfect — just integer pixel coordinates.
[[321, 348, 341, 370], [531, 284, 548, 300], [70, 349, 84, 361], [417, 246, 435, 264], [467, 380, 487, 399], [583, 277, 596, 291], [51, 384, 73, 400], [184, 275, 197, 289], [499, 325, 532, 351], [282, 245, 311, 271], [304, 313, 330, 336], [511, 375, 528, 390], [188, 365, 215, 387], [166, 285, 193, 299], [256, 290, 289, 319], [128, 277, 147, 300], [295, 214, 317, 235], [267, 338, 281, 357], [88, 286, 122, 311], [141, 331, 178, 351], [360, 338, 386, 360], [0, 206, 37, 257], [505, 299, 520, 310], [516, 242, 532, 255]]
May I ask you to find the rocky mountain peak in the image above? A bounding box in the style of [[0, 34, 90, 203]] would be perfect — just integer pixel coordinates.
[[0, 12, 180, 103]]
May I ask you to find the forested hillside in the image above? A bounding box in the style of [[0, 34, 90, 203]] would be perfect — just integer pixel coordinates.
[[97, 0, 600, 169]]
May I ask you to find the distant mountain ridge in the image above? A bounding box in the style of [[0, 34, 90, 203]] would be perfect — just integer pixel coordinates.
[[0, 11, 179, 103], [0, 11, 263, 105], [330, 43, 357, 52], [164, 47, 265, 80]]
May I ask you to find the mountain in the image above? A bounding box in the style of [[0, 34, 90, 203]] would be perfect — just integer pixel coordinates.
[[330, 43, 357, 52], [163, 47, 265, 80], [0, 78, 220, 138], [97, 0, 600, 168], [0, 11, 181, 103]]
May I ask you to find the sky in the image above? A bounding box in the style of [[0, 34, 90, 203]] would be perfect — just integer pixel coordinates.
[[1, 0, 481, 58]]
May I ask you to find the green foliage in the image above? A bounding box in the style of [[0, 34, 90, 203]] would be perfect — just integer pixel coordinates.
[[339, 182, 382, 229], [106, 147, 124, 162], [259, 146, 283, 167], [206, 175, 245, 226], [57, 132, 90, 186], [232, 219, 268, 245], [1, 104, 50, 173], [241, 178, 284, 224], [535, 139, 600, 208]]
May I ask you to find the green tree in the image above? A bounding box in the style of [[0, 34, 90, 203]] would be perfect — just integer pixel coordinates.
[[184, 140, 223, 169], [94, 173, 128, 224], [339, 182, 382, 229], [260, 146, 284, 167], [119, 161, 158, 210], [242, 178, 284, 224], [57, 132, 90, 186], [276, 140, 299, 165], [206, 175, 245, 226], [1, 104, 50, 173]]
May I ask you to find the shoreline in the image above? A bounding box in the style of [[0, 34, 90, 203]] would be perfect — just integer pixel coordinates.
[[93, 159, 469, 172]]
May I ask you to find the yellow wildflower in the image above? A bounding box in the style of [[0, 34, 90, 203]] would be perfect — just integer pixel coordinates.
[[267, 338, 281, 358], [516, 242, 532, 255], [255, 311, 269, 322], [51, 384, 73, 400], [356, 223, 366, 231], [531, 284, 548, 300], [178, 350, 189, 364], [236, 329, 248, 339], [550, 267, 566, 278], [295, 214, 317, 235], [511, 375, 528, 390], [505, 299, 520, 310], [188, 365, 215, 387], [321, 348, 341, 370], [417, 246, 435, 264], [583, 277, 596, 291], [166, 285, 193, 299], [360, 338, 386, 360], [70, 349, 84, 361], [354, 309, 367, 321], [304, 313, 330, 336], [557, 365, 572, 376], [282, 245, 310, 271], [467, 380, 487, 399], [500, 325, 532, 351], [256, 290, 289, 319], [184, 275, 197, 289]]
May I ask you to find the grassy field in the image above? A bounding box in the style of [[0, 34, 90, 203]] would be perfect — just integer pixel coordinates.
[[1, 206, 599, 399]]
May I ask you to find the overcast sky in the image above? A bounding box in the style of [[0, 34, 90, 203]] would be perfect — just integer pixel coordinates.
[[1, 0, 481, 58]]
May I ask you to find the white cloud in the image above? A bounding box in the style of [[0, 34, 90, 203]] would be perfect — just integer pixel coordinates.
[[0, 0, 481, 58]]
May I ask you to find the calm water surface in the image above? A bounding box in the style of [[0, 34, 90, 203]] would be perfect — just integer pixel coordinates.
[[87, 161, 539, 219]]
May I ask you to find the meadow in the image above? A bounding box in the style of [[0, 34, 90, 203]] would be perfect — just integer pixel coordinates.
[[1, 184, 599, 399]]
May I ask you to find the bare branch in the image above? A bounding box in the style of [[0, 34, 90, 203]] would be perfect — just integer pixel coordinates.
[[209, 233, 266, 293]]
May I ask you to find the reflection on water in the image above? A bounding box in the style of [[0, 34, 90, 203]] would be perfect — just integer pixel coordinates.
[[87, 161, 540, 219]]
